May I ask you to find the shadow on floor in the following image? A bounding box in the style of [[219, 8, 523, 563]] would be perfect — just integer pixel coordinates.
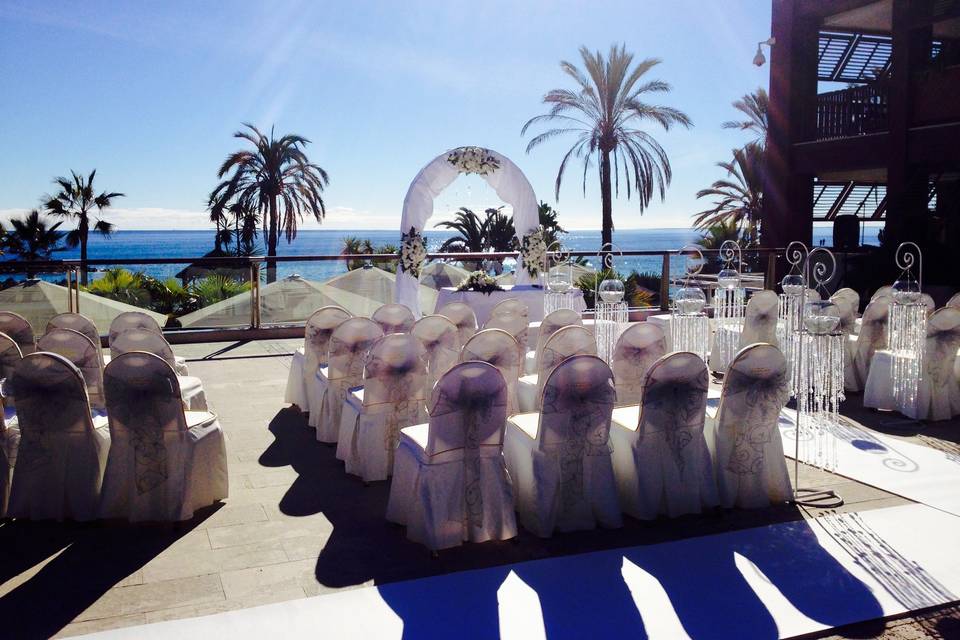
[[258, 408, 897, 639], [0, 506, 218, 639]]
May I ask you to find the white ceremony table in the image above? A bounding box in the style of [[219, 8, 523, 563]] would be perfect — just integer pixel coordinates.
[[433, 285, 585, 326]]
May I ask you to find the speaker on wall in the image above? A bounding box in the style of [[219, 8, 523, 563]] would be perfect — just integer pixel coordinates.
[[833, 214, 860, 249]]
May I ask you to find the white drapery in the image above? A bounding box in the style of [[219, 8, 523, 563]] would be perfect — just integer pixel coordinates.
[[396, 148, 540, 316]]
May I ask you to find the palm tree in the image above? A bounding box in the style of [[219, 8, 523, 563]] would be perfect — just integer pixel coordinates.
[[722, 88, 768, 146], [523, 45, 692, 249], [537, 201, 567, 247], [693, 142, 764, 246], [3, 210, 66, 275], [43, 170, 124, 285], [435, 208, 489, 254], [209, 123, 329, 282]]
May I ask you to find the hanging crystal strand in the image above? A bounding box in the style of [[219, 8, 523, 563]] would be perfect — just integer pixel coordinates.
[[673, 312, 710, 363], [795, 330, 845, 471], [779, 292, 802, 393], [595, 301, 627, 363], [889, 302, 925, 416], [713, 286, 745, 370]]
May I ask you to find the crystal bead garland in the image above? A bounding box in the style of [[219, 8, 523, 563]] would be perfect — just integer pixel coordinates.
[[593, 243, 626, 362], [671, 245, 710, 363], [712, 240, 746, 372], [545, 290, 580, 315], [888, 242, 925, 417], [778, 242, 808, 391], [793, 329, 844, 471]]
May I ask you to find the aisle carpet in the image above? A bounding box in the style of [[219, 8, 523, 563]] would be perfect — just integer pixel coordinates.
[[79, 504, 960, 640], [778, 409, 960, 517]]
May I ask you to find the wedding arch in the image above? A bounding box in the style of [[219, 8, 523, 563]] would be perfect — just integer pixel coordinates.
[[395, 146, 540, 316]]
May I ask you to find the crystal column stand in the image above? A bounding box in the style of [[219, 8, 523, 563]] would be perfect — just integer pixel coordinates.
[[710, 287, 745, 373], [793, 330, 845, 473], [595, 301, 627, 363], [671, 312, 710, 363], [544, 290, 581, 315], [889, 301, 926, 416], [778, 292, 803, 389]]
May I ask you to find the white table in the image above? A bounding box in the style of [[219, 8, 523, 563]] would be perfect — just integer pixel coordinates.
[[433, 285, 585, 326]]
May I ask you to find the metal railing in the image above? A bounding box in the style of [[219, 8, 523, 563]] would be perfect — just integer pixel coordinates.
[[0, 247, 867, 342]]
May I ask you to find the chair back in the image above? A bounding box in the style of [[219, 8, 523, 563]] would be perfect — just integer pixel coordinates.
[[947, 292, 960, 310], [47, 313, 102, 352], [109, 311, 163, 344], [0, 311, 35, 355], [362, 333, 428, 451], [611, 323, 667, 405], [830, 290, 859, 333], [327, 317, 384, 388], [538, 325, 597, 396], [856, 299, 890, 365], [716, 344, 789, 470], [110, 329, 177, 370], [413, 315, 461, 391], [871, 285, 894, 302], [920, 293, 936, 316], [425, 361, 507, 459], [37, 328, 105, 408], [372, 303, 415, 335], [804, 288, 821, 302], [461, 328, 521, 414], [0, 332, 23, 382], [489, 298, 529, 323], [535, 309, 583, 369], [636, 352, 709, 438], [925, 307, 960, 384], [740, 290, 779, 348], [304, 306, 352, 374], [104, 352, 188, 452], [436, 302, 478, 346], [12, 352, 95, 437], [538, 354, 615, 451], [832, 287, 860, 310]]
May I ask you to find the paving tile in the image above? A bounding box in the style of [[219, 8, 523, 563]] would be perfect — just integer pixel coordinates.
[[140, 540, 289, 583], [143, 587, 308, 624], [55, 613, 146, 638], [74, 574, 225, 621], [207, 518, 331, 550], [193, 502, 269, 530], [218, 558, 320, 599]]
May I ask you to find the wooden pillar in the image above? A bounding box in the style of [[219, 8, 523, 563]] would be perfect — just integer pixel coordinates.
[[762, 0, 817, 252]]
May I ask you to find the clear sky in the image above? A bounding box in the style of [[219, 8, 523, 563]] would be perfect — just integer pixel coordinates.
[[0, 0, 772, 231]]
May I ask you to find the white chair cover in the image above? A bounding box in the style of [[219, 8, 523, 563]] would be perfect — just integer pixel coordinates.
[[503, 355, 621, 537], [318, 318, 383, 442], [804, 288, 821, 302], [110, 329, 207, 411], [0, 332, 22, 387], [0, 311, 35, 355], [436, 302, 478, 347], [0, 334, 21, 516], [739, 290, 779, 349], [295, 306, 352, 416], [386, 361, 517, 550], [947, 292, 960, 310], [708, 344, 791, 508], [529, 308, 583, 375], [831, 291, 859, 334], [37, 328, 106, 409], [460, 329, 522, 415], [412, 315, 461, 394], [517, 325, 597, 412], [489, 297, 529, 322], [611, 323, 667, 406], [921, 293, 936, 316], [108, 311, 188, 375], [47, 313, 104, 368], [7, 352, 109, 521], [871, 285, 894, 302], [609, 351, 718, 520], [847, 299, 890, 392], [99, 352, 228, 521], [486, 297, 530, 354], [832, 287, 860, 313], [372, 303, 415, 335], [864, 308, 960, 421], [340, 333, 428, 481]]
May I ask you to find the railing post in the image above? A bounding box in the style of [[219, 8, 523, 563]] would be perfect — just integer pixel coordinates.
[[765, 251, 777, 290], [66, 268, 74, 313], [250, 261, 261, 329], [660, 253, 670, 312]]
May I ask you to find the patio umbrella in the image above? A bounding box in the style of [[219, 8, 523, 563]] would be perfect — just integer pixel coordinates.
[[418, 262, 470, 290], [0, 279, 166, 335], [320, 266, 438, 316]]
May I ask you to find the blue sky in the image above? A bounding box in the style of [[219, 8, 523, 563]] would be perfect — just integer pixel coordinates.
[[0, 0, 772, 231]]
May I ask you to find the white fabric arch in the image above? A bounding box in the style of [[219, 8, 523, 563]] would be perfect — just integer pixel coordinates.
[[395, 147, 539, 316]]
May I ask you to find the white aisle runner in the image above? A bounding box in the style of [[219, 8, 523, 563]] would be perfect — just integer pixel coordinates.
[[778, 409, 960, 517], [81, 504, 960, 640]]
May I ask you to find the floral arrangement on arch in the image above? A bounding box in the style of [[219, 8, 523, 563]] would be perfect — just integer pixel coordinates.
[[399, 226, 427, 278], [456, 271, 503, 295], [446, 146, 501, 176], [519, 227, 548, 279]]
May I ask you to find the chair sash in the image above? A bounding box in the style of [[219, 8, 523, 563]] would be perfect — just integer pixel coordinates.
[[611, 323, 666, 406], [37, 328, 105, 408], [461, 329, 521, 414], [413, 315, 461, 393], [535, 309, 583, 369], [372, 303, 415, 335], [536, 325, 596, 399], [739, 290, 779, 348], [0, 312, 35, 355], [436, 302, 478, 347], [303, 306, 352, 378]]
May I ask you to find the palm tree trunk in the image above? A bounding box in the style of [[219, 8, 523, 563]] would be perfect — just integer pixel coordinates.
[[266, 196, 279, 283], [600, 148, 614, 251]]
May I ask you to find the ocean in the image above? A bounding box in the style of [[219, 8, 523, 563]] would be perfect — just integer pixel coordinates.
[[4, 227, 875, 283]]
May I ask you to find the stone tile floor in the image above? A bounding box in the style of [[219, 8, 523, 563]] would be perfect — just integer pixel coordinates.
[[0, 338, 956, 639]]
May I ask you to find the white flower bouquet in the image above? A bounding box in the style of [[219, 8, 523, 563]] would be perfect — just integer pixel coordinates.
[[399, 226, 427, 278], [456, 271, 503, 294], [446, 146, 501, 176], [519, 227, 548, 279]]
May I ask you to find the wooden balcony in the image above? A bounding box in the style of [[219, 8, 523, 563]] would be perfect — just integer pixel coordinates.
[[815, 84, 889, 140]]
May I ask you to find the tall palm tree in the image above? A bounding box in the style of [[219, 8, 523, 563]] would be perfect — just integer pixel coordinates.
[[523, 45, 692, 249], [435, 208, 489, 254], [209, 123, 329, 282], [537, 201, 567, 247], [693, 142, 764, 246], [43, 169, 124, 285], [722, 88, 768, 146], [3, 210, 66, 275]]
